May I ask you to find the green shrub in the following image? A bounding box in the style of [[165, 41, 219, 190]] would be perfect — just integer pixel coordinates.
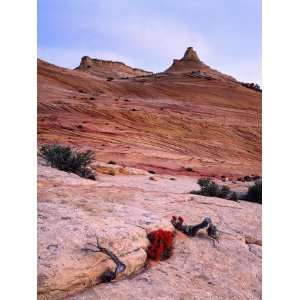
[[246, 181, 262, 203], [198, 181, 220, 197], [219, 185, 231, 199], [39, 144, 96, 180], [197, 178, 211, 187], [192, 178, 233, 199], [230, 192, 238, 201], [244, 175, 251, 182]]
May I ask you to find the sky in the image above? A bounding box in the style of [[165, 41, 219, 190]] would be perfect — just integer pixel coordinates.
[[38, 0, 261, 84]]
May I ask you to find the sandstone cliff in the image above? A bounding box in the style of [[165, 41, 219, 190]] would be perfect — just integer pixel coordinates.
[[75, 56, 152, 79]]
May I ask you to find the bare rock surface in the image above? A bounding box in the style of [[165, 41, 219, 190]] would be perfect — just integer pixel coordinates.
[[38, 164, 261, 300], [38, 47, 261, 178], [75, 56, 152, 79]]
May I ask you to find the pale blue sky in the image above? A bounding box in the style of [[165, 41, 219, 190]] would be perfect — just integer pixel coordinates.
[[38, 0, 261, 83]]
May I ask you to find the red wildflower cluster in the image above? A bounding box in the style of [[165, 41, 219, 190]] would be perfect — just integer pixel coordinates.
[[171, 215, 184, 224], [146, 229, 174, 261]]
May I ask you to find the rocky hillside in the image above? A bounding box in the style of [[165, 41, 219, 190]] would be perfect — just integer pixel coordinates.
[[164, 47, 236, 82], [75, 56, 152, 79], [38, 47, 261, 177], [38, 47, 261, 299]]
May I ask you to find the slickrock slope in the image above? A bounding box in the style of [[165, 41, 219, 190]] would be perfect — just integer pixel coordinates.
[[75, 56, 152, 79], [38, 164, 261, 300], [38, 47, 261, 299], [38, 47, 261, 177]]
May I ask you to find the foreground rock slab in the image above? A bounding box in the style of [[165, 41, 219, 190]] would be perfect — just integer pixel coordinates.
[[38, 165, 261, 300]]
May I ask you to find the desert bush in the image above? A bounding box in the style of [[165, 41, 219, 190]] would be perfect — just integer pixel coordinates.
[[246, 181, 262, 204], [185, 167, 193, 172], [219, 185, 231, 199], [230, 192, 238, 201], [148, 170, 156, 174], [39, 144, 96, 180], [108, 160, 116, 165], [198, 181, 220, 197], [244, 175, 251, 182], [241, 82, 262, 92], [197, 178, 211, 187], [192, 178, 233, 199]]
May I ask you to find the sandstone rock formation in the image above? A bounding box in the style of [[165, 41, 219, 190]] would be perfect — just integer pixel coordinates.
[[182, 46, 201, 61], [38, 47, 261, 177], [38, 47, 261, 299], [164, 47, 236, 81], [38, 164, 261, 300], [75, 56, 152, 79]]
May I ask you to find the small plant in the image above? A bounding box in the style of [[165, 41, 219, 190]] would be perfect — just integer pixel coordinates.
[[219, 185, 231, 199], [199, 181, 220, 197], [107, 77, 114, 81], [185, 167, 193, 172], [148, 170, 156, 174], [197, 178, 211, 187], [244, 175, 251, 182], [108, 160, 116, 165], [230, 192, 238, 201], [39, 144, 96, 180], [246, 181, 262, 204], [192, 178, 233, 199], [241, 82, 262, 92], [147, 229, 174, 261]]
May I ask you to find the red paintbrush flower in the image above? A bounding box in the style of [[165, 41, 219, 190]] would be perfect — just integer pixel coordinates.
[[146, 229, 174, 261]]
